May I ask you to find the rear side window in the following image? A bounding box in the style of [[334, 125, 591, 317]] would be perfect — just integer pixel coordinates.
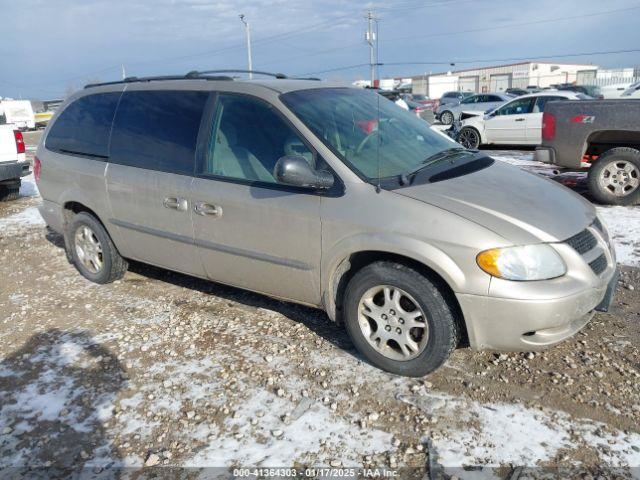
[[46, 93, 120, 158], [110, 90, 209, 175]]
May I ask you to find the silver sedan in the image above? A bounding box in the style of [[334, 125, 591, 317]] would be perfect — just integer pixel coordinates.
[[436, 92, 514, 125]]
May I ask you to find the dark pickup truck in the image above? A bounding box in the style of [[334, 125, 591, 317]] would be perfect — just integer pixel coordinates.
[[535, 99, 640, 205]]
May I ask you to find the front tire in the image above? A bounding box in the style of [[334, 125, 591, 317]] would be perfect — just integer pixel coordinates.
[[588, 148, 640, 205], [458, 127, 481, 149], [66, 212, 128, 284], [440, 110, 454, 125], [343, 262, 460, 377]]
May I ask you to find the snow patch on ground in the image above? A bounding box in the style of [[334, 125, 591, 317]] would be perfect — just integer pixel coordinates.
[[0, 330, 123, 468], [189, 389, 393, 467], [0, 206, 44, 235], [19, 173, 39, 197], [597, 206, 640, 267], [397, 391, 640, 470]]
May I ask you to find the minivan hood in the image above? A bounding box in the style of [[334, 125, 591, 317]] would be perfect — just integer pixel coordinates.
[[394, 159, 595, 244]]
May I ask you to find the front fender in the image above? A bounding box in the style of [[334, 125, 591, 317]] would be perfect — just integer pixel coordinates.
[[321, 232, 468, 321]]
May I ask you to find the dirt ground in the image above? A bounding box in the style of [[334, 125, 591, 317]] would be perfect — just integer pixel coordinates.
[[0, 133, 638, 479]]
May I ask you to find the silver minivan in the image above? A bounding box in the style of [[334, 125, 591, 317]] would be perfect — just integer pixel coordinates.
[[35, 72, 618, 377]]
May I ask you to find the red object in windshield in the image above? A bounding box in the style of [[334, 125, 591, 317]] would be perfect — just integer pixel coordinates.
[[356, 119, 378, 134]]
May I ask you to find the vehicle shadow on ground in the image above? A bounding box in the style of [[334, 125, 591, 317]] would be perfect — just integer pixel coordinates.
[[44, 229, 354, 356], [0, 328, 127, 477], [127, 260, 359, 355]]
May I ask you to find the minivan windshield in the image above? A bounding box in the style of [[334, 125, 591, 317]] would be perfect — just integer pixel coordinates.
[[281, 88, 458, 181]]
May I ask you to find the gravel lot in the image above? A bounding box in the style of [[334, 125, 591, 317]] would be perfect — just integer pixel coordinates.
[[0, 132, 638, 478]]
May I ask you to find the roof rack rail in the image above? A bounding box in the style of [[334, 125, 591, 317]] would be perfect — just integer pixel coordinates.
[[84, 69, 319, 89], [84, 73, 233, 89], [187, 69, 288, 79]]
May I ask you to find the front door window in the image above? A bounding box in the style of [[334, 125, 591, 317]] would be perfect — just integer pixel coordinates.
[[202, 94, 313, 184]]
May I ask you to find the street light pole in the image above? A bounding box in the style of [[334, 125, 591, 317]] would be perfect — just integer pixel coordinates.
[[239, 14, 253, 79], [365, 11, 376, 87]]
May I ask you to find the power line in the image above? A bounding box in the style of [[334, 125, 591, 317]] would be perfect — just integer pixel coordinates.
[[261, 3, 640, 69], [21, 0, 480, 88], [301, 48, 640, 76], [383, 4, 640, 43]]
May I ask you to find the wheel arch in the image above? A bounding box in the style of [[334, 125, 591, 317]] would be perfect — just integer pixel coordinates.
[[584, 130, 640, 157], [61, 200, 129, 255], [323, 247, 468, 346]]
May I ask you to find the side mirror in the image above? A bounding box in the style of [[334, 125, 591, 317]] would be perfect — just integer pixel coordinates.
[[274, 155, 334, 190]]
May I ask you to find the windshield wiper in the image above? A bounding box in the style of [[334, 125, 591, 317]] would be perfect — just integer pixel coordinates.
[[401, 148, 472, 185]]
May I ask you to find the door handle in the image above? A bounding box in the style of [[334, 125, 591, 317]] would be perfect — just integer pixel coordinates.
[[163, 197, 188, 211], [194, 202, 223, 217], [515, 118, 525, 122]]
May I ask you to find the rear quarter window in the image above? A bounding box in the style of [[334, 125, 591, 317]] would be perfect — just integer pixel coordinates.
[[109, 90, 209, 175], [46, 93, 121, 158]]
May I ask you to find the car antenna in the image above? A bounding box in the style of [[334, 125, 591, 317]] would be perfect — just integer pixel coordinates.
[[374, 15, 382, 194]]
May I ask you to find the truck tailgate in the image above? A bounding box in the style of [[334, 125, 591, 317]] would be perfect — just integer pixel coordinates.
[[0, 126, 19, 163]]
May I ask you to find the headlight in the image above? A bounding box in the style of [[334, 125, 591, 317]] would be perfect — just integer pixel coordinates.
[[476, 244, 566, 281]]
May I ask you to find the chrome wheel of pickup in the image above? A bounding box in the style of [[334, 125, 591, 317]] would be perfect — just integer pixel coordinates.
[[74, 225, 103, 273], [358, 285, 429, 361], [598, 159, 639, 197]]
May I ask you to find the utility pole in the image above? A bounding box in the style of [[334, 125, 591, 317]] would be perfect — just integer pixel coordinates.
[[239, 14, 253, 79], [364, 10, 377, 87]]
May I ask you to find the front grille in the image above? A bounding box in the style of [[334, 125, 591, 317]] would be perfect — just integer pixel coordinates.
[[565, 229, 597, 255], [589, 254, 608, 275]]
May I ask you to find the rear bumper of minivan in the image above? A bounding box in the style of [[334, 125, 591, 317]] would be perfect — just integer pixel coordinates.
[[456, 269, 617, 351], [38, 199, 64, 234]]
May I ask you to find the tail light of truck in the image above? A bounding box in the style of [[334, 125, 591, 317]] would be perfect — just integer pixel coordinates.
[[541, 112, 556, 141], [34, 156, 41, 181], [13, 130, 25, 154]]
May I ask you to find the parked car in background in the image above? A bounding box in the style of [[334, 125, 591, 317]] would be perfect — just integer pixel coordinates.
[[402, 93, 437, 111], [436, 92, 513, 125], [379, 91, 434, 123], [621, 81, 640, 98], [0, 114, 29, 201], [600, 82, 635, 99], [0, 100, 36, 130], [34, 73, 618, 377], [438, 90, 474, 107], [454, 91, 583, 149], [535, 99, 640, 205], [404, 97, 436, 124], [556, 84, 602, 99], [505, 88, 529, 96]]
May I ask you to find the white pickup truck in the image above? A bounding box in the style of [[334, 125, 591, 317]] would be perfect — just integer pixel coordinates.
[[0, 122, 29, 201]]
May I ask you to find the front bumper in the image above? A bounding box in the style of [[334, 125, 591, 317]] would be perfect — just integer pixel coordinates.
[[0, 161, 30, 183], [457, 266, 618, 351]]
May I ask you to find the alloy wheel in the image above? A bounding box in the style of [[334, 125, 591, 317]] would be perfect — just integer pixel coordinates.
[[598, 160, 640, 197], [441, 111, 454, 125], [458, 128, 479, 149], [74, 225, 103, 273], [357, 285, 429, 361]]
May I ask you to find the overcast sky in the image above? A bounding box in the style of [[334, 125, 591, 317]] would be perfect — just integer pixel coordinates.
[[1, 0, 640, 99]]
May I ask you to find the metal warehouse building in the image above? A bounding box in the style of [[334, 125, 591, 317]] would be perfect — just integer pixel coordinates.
[[411, 61, 598, 99]]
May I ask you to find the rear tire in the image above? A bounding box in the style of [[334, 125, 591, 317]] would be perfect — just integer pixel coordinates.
[[66, 212, 128, 284], [587, 148, 640, 205], [0, 183, 20, 202], [343, 261, 460, 377], [441, 110, 454, 125]]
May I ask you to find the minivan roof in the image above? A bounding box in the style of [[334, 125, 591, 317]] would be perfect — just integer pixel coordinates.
[[84, 70, 350, 94]]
